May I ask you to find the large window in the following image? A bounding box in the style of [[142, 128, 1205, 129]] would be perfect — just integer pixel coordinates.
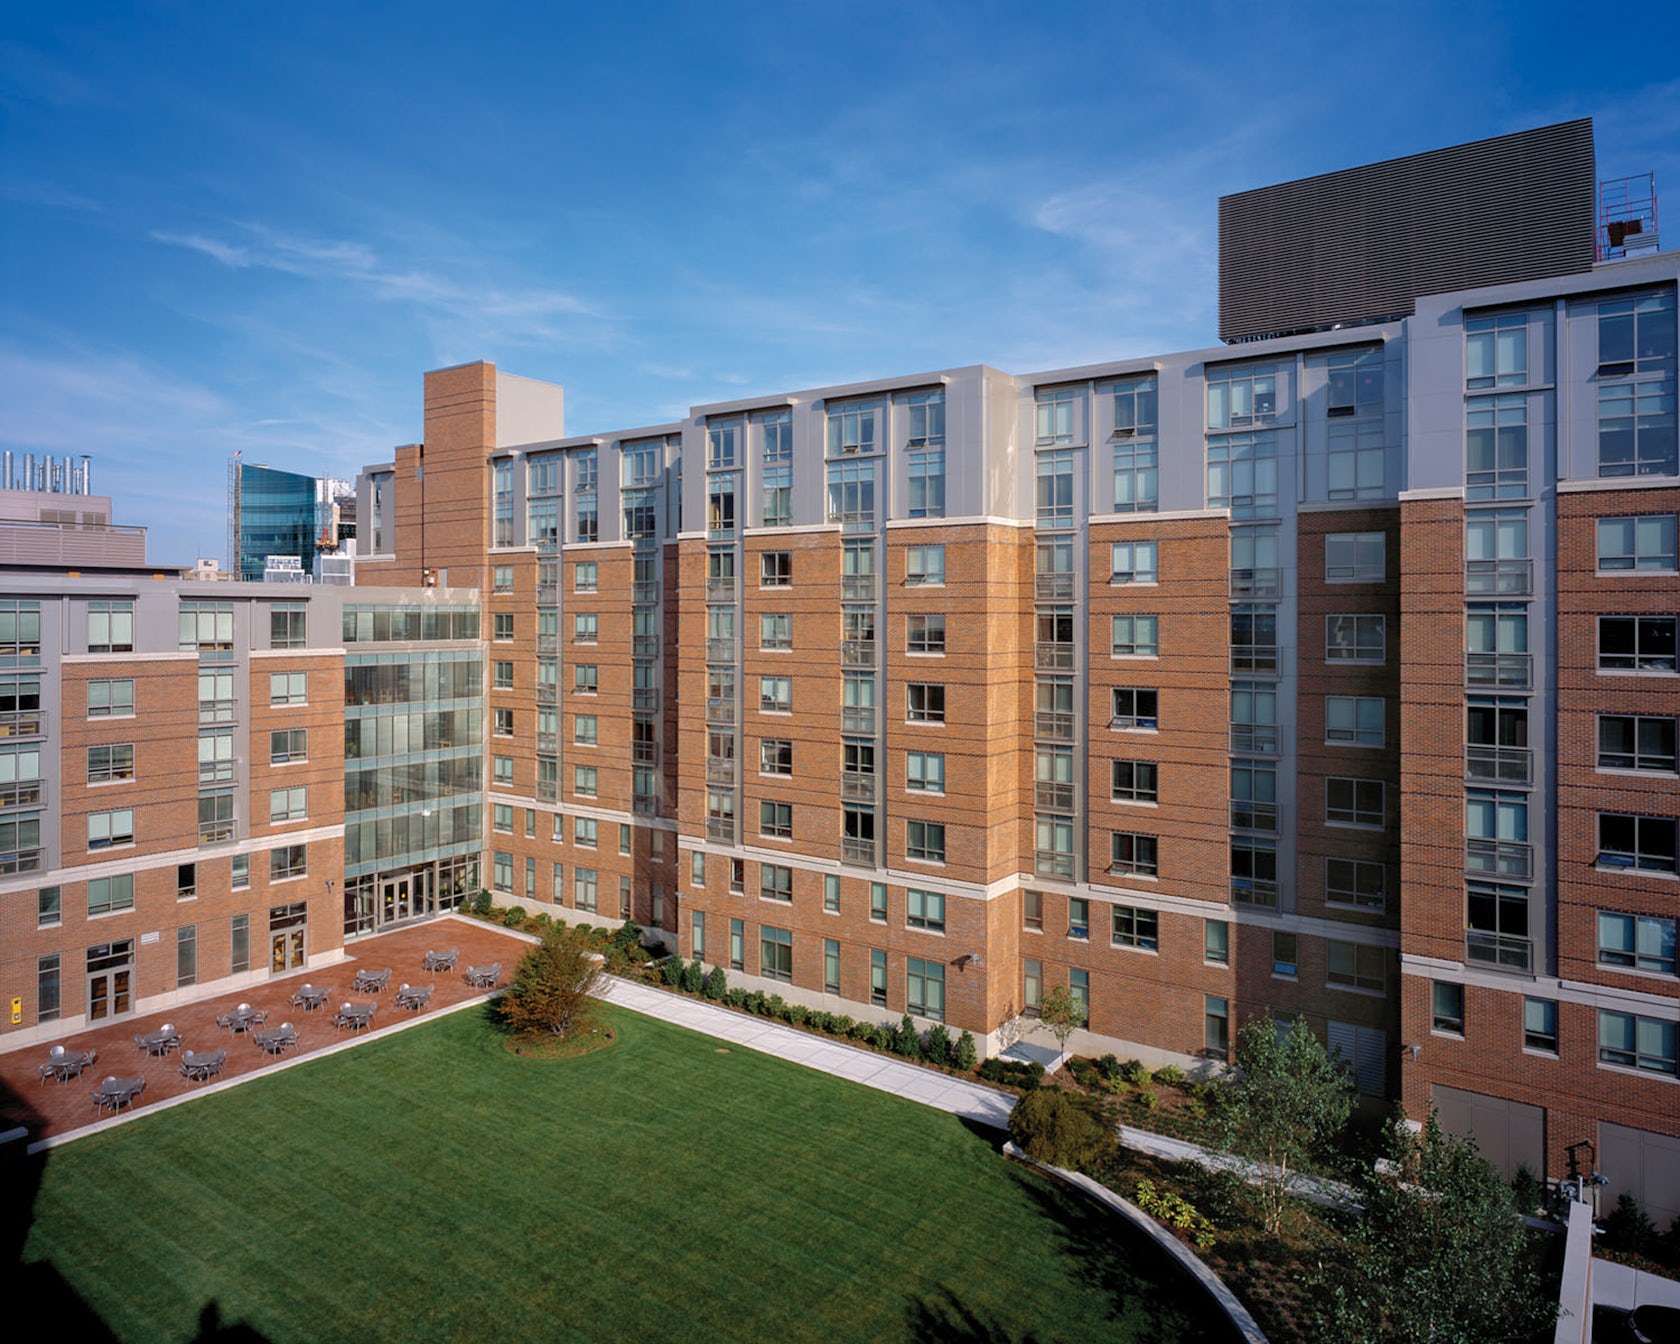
[[1109, 831, 1159, 877], [826, 461, 875, 527], [1328, 420, 1385, 500], [1597, 813, 1678, 874], [905, 544, 944, 585], [1325, 532, 1385, 582], [906, 683, 945, 724], [574, 868, 598, 912], [1598, 715, 1678, 773], [1111, 687, 1158, 731], [828, 402, 877, 456], [906, 821, 945, 863], [1598, 912, 1677, 976], [179, 601, 234, 652], [87, 808, 135, 850], [1432, 981, 1465, 1034], [1325, 696, 1384, 747], [760, 739, 793, 776], [760, 863, 793, 902], [1523, 998, 1557, 1053], [1111, 540, 1158, 584], [270, 603, 307, 650], [1328, 941, 1386, 994], [1111, 905, 1159, 951], [1598, 1010, 1677, 1075], [1596, 291, 1676, 478], [270, 672, 307, 706], [1598, 616, 1677, 673], [1113, 439, 1159, 513], [906, 391, 945, 518], [0, 600, 42, 660], [760, 926, 793, 983], [1207, 431, 1278, 517], [1466, 394, 1527, 500], [907, 957, 945, 1021], [906, 614, 945, 655], [1110, 614, 1158, 658], [270, 844, 307, 881], [760, 676, 791, 714], [87, 677, 133, 718], [1035, 387, 1076, 446], [760, 613, 792, 650], [1326, 858, 1385, 911], [1036, 450, 1074, 526], [1207, 364, 1276, 428], [907, 888, 945, 932], [760, 801, 792, 839], [88, 599, 134, 654], [87, 873, 134, 916], [86, 743, 134, 784], [1466, 311, 1528, 388], [1597, 514, 1678, 573], [1110, 759, 1158, 803], [1326, 615, 1385, 663], [906, 750, 944, 793]]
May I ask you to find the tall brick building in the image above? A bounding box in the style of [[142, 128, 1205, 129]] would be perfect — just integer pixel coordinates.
[[5, 120, 1675, 1224]]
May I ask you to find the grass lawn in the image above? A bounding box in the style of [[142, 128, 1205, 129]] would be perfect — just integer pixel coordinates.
[[20, 1003, 1236, 1344]]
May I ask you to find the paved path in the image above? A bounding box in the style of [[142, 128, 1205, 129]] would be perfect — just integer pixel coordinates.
[[598, 978, 1017, 1130]]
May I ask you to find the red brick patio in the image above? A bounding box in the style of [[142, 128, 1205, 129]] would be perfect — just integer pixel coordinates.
[[0, 917, 535, 1147]]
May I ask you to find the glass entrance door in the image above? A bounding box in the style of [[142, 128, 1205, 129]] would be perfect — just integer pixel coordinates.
[[270, 926, 305, 972], [86, 940, 135, 1022], [378, 868, 435, 927]]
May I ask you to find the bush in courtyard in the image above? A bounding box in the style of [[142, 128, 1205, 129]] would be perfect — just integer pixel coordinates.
[[613, 920, 642, 953], [724, 987, 746, 1008], [682, 959, 705, 994], [1510, 1164, 1545, 1217], [847, 1020, 873, 1042], [896, 1015, 922, 1059], [1096, 1053, 1122, 1082], [786, 1004, 808, 1026], [662, 956, 685, 987], [471, 888, 493, 918], [1602, 1192, 1659, 1257], [1117, 1059, 1149, 1087], [703, 967, 727, 1000], [954, 1031, 978, 1072], [1007, 1088, 1118, 1171], [832, 1015, 855, 1036], [1153, 1063, 1185, 1087], [925, 1024, 952, 1067], [870, 1023, 894, 1051], [1134, 1180, 1216, 1250], [499, 925, 606, 1039], [502, 905, 527, 928], [979, 1059, 1044, 1091]]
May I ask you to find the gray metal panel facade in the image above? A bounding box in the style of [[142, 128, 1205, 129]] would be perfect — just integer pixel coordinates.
[[1219, 120, 1596, 342]]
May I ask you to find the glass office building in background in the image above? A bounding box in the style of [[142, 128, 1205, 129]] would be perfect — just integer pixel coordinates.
[[228, 460, 319, 582]]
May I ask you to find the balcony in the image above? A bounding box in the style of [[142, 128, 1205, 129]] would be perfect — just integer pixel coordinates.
[[1035, 850, 1076, 879], [1465, 652, 1532, 689], [705, 637, 736, 663], [706, 757, 736, 785], [1230, 875, 1279, 908], [1037, 711, 1076, 741], [633, 635, 660, 658], [1035, 780, 1075, 812], [536, 583, 558, 604], [1229, 724, 1280, 754], [1229, 567, 1282, 599], [705, 577, 736, 601], [633, 793, 659, 817], [1465, 558, 1533, 597], [1229, 799, 1279, 832], [0, 780, 41, 807], [841, 574, 874, 600], [1230, 646, 1280, 675], [1035, 573, 1075, 601], [0, 710, 41, 737], [536, 779, 558, 803], [830, 510, 875, 533], [842, 639, 877, 667], [536, 731, 557, 753], [632, 741, 657, 766], [841, 771, 876, 802], [198, 820, 234, 846], [842, 836, 880, 866], [536, 633, 558, 654], [706, 817, 736, 844], [634, 580, 660, 605], [1035, 642, 1076, 672], [1466, 837, 1533, 881], [841, 705, 876, 734], [535, 684, 557, 706], [706, 697, 735, 725], [1466, 930, 1534, 974], [632, 687, 658, 711], [1465, 744, 1534, 785]]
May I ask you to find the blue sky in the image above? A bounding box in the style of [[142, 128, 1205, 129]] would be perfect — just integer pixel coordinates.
[[2, 2, 1677, 564]]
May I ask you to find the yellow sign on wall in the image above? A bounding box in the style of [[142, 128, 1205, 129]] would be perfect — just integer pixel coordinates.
[[10, 996, 19, 1025]]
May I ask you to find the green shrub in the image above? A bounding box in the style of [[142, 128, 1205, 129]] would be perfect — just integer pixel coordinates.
[[1153, 1063, 1186, 1087], [1603, 1192, 1659, 1257], [502, 905, 527, 928], [832, 1015, 855, 1036], [806, 1011, 831, 1034], [870, 1024, 894, 1051], [896, 1015, 922, 1059], [954, 1031, 978, 1072], [1134, 1179, 1216, 1249], [1132, 1084, 1158, 1112], [925, 1024, 952, 1067], [1097, 1053, 1122, 1081], [786, 1004, 808, 1026], [1178, 1161, 1248, 1225], [847, 1021, 874, 1042], [764, 994, 786, 1018], [978, 1058, 1044, 1091], [704, 966, 727, 1000], [724, 987, 747, 1008], [1007, 1089, 1118, 1170], [471, 888, 493, 918], [662, 956, 685, 987], [531, 913, 553, 932], [613, 920, 642, 952], [1118, 1058, 1149, 1086], [682, 959, 705, 994]]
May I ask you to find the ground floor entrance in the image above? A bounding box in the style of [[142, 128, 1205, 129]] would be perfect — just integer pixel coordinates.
[[344, 853, 478, 940], [86, 940, 134, 1022]]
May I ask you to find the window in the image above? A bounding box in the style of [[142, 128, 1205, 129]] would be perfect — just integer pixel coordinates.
[[760, 926, 793, 982], [1598, 1010, 1677, 1075], [1023, 958, 1043, 1017], [1328, 420, 1386, 500], [490, 612, 513, 643], [906, 683, 945, 724], [826, 460, 875, 526], [1598, 715, 1678, 773], [1599, 616, 1677, 673], [87, 743, 135, 784], [906, 750, 944, 793], [1205, 920, 1229, 966], [270, 603, 306, 650], [1110, 760, 1158, 803], [1325, 532, 1385, 582], [828, 401, 877, 455], [1466, 881, 1531, 972], [870, 882, 888, 922], [1113, 436, 1159, 513], [1597, 292, 1677, 477], [491, 804, 514, 834], [1326, 858, 1386, 911], [198, 790, 233, 844], [87, 808, 134, 850], [760, 801, 792, 839], [1036, 449, 1074, 526], [871, 948, 888, 1006], [906, 820, 945, 863], [1272, 931, 1299, 978], [1328, 941, 1387, 994], [1598, 912, 1677, 975], [38, 885, 60, 928], [574, 817, 598, 849], [907, 392, 945, 518], [486, 707, 512, 740], [197, 727, 233, 784], [574, 868, 598, 912], [1205, 996, 1229, 1061], [1112, 905, 1158, 951], [905, 544, 944, 585], [1207, 431, 1278, 517], [270, 844, 307, 881], [573, 714, 598, 746], [824, 874, 840, 913], [179, 600, 234, 652], [1326, 777, 1384, 827], [490, 565, 514, 594], [1599, 812, 1679, 874], [492, 756, 513, 787], [38, 954, 60, 1023], [907, 888, 945, 932], [1229, 760, 1276, 831], [1110, 687, 1158, 731], [1326, 696, 1384, 747], [1598, 515, 1678, 573], [269, 787, 307, 824], [1036, 387, 1076, 445], [569, 764, 596, 798], [1023, 890, 1043, 931], [564, 666, 594, 699], [759, 863, 792, 903], [177, 924, 197, 988], [269, 672, 307, 706], [907, 957, 944, 1021], [755, 739, 791, 776], [1466, 394, 1527, 500], [1230, 682, 1277, 753], [1467, 311, 1528, 388], [1466, 603, 1530, 687], [1110, 614, 1158, 658], [87, 599, 134, 653], [1326, 615, 1385, 663], [88, 678, 134, 717], [572, 613, 598, 644], [1109, 831, 1158, 877], [906, 614, 945, 655], [492, 661, 514, 691], [760, 676, 791, 713], [1110, 540, 1157, 583], [1207, 363, 1276, 428], [1464, 510, 1529, 595], [1523, 998, 1558, 1053], [758, 613, 792, 651], [0, 599, 41, 660], [87, 874, 134, 916]]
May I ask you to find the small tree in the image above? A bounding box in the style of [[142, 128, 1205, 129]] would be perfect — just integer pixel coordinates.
[[1008, 1089, 1118, 1170], [499, 926, 605, 1039], [1038, 984, 1086, 1053], [1211, 1014, 1351, 1236], [703, 965, 727, 1000], [1318, 1109, 1557, 1343]]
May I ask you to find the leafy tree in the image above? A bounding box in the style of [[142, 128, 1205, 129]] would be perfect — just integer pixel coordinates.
[[1317, 1110, 1557, 1343], [1211, 1014, 1351, 1235], [1038, 984, 1086, 1052], [499, 926, 605, 1038]]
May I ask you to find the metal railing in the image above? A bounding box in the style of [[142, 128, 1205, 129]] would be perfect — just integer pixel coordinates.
[[841, 705, 876, 733], [1465, 558, 1533, 596], [706, 697, 736, 725], [840, 574, 874, 600], [706, 818, 735, 844], [1466, 931, 1533, 974], [1035, 781, 1075, 812], [1231, 875, 1279, 907], [1229, 567, 1282, 598], [841, 771, 876, 802], [842, 837, 880, 866], [535, 684, 557, 705], [632, 687, 658, 711], [1465, 744, 1534, 785], [1036, 642, 1076, 672], [633, 581, 660, 604], [1036, 711, 1076, 741], [1229, 724, 1279, 754], [706, 757, 736, 784], [1466, 838, 1534, 881], [1035, 573, 1075, 601], [705, 577, 736, 600], [1230, 646, 1280, 675], [1229, 799, 1279, 832], [1465, 652, 1532, 689], [1035, 850, 1076, 879], [633, 635, 659, 658], [705, 638, 736, 662], [842, 639, 877, 667]]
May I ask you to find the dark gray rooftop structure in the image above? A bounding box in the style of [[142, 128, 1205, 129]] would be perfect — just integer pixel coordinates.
[[1218, 118, 1597, 342]]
